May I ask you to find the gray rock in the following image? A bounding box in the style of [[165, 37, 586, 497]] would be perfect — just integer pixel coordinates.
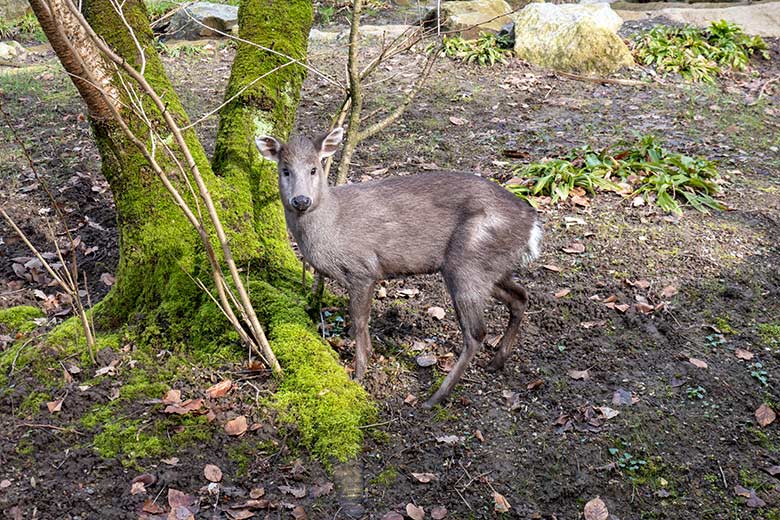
[[423, 0, 514, 39], [0, 40, 25, 60], [512, 3, 634, 75], [166, 2, 238, 41]]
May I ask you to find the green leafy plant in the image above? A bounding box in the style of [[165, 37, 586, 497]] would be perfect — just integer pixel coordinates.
[[686, 386, 707, 400], [632, 21, 769, 83], [609, 448, 648, 473], [751, 362, 769, 386], [506, 135, 725, 215], [0, 13, 44, 41], [440, 33, 511, 67], [318, 5, 336, 25]]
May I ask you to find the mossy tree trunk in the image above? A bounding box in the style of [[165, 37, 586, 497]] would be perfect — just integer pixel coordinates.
[[29, 0, 374, 462]]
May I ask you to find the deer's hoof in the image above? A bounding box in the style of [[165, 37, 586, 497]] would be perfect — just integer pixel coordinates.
[[421, 399, 436, 410]]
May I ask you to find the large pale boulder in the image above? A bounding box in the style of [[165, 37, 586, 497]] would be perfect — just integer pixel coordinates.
[[423, 0, 513, 39], [0, 41, 25, 60], [166, 2, 238, 40], [512, 3, 634, 75]]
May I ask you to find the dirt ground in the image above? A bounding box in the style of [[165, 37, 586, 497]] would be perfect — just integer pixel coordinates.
[[2, 11, 780, 520]]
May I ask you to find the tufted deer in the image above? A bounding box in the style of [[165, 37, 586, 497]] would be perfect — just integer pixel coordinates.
[[256, 128, 542, 408]]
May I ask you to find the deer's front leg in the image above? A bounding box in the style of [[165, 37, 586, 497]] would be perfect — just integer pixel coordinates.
[[348, 280, 375, 380]]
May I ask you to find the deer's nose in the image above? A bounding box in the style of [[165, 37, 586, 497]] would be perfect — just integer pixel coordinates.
[[291, 196, 312, 212]]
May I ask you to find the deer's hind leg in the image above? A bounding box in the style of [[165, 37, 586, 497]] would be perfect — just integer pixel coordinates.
[[487, 275, 528, 372], [423, 269, 489, 408]]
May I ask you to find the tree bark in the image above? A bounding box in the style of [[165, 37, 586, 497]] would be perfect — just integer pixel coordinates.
[[29, 0, 374, 462]]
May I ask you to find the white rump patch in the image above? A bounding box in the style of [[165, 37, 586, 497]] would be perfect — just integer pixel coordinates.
[[523, 221, 543, 264]]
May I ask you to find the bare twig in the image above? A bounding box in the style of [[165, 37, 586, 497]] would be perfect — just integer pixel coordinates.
[[62, 0, 281, 372]]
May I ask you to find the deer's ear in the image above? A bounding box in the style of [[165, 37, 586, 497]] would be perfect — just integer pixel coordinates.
[[255, 136, 282, 162], [317, 127, 343, 159]]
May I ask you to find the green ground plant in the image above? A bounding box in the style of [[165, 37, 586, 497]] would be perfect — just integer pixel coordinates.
[[632, 21, 769, 83], [0, 13, 45, 41], [506, 135, 724, 214], [440, 33, 512, 66]]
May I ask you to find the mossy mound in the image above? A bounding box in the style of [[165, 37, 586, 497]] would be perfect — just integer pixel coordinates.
[[0, 305, 44, 335]]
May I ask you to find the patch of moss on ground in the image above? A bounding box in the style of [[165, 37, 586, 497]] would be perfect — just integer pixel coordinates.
[[0, 305, 44, 334], [19, 391, 51, 417], [758, 323, 780, 349], [371, 466, 399, 487], [250, 280, 376, 463]]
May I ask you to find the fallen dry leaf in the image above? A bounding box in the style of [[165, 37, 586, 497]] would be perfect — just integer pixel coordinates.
[[279, 484, 306, 498], [225, 416, 248, 436], [291, 505, 307, 520], [597, 406, 619, 420], [766, 465, 780, 476], [381, 513, 404, 520], [249, 487, 265, 499], [427, 306, 446, 320], [412, 472, 438, 483], [661, 285, 678, 299], [689, 358, 708, 369], [583, 496, 608, 520], [734, 484, 752, 498], [542, 264, 562, 272], [164, 398, 204, 415], [568, 369, 590, 380], [612, 389, 638, 406], [614, 303, 630, 313], [226, 510, 254, 520], [46, 399, 63, 413], [406, 503, 424, 520], [431, 506, 447, 519], [634, 302, 654, 314], [130, 481, 146, 495], [0, 480, 10, 489], [756, 404, 776, 427], [100, 272, 115, 286], [554, 288, 571, 298], [204, 464, 222, 483], [474, 429, 485, 442], [448, 116, 467, 126], [493, 491, 511, 513], [435, 435, 463, 445], [526, 378, 544, 391], [161, 457, 179, 466], [635, 279, 651, 290], [404, 393, 417, 405], [398, 288, 420, 297], [580, 320, 607, 329], [205, 379, 232, 398], [310, 482, 333, 498], [142, 499, 165, 514], [735, 349, 754, 361], [562, 242, 585, 254], [162, 389, 182, 405]]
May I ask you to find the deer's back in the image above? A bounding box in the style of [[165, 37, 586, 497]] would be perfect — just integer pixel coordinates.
[[318, 172, 537, 282]]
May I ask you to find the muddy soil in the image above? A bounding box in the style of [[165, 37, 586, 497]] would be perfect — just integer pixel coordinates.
[[2, 16, 780, 520]]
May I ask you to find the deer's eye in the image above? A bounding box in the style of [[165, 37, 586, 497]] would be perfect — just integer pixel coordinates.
[[310, 167, 317, 176], [282, 167, 290, 177]]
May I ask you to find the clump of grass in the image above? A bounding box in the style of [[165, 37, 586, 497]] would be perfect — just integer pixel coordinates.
[[440, 33, 512, 66], [0, 13, 44, 41], [506, 135, 725, 215], [632, 20, 769, 83]]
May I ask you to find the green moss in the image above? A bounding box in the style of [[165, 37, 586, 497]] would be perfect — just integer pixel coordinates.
[[758, 323, 780, 349], [227, 438, 276, 477], [371, 467, 399, 487], [19, 391, 51, 417], [250, 281, 375, 463], [0, 305, 44, 335], [714, 316, 735, 335]]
